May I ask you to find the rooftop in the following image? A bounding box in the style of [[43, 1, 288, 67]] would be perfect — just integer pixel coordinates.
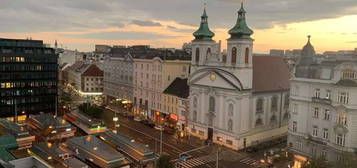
[[100, 132, 156, 162], [163, 78, 189, 98], [27, 113, 72, 129], [67, 135, 128, 164], [110, 46, 190, 60], [0, 119, 31, 139], [81, 64, 103, 77], [253, 55, 291, 92], [0, 38, 44, 48]]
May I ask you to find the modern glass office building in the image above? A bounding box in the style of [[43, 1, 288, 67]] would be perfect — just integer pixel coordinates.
[[0, 38, 58, 118]]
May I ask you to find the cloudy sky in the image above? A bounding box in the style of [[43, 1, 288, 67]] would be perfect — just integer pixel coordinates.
[[1, 0, 357, 53]]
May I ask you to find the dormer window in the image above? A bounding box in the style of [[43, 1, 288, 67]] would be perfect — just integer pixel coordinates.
[[342, 69, 356, 80]]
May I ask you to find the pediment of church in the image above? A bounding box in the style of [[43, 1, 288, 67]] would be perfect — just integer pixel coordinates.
[[188, 68, 243, 91]]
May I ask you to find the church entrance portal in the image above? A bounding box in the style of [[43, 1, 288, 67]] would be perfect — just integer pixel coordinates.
[[207, 127, 213, 142]]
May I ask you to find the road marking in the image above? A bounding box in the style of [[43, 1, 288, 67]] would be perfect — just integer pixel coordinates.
[[240, 157, 258, 166], [178, 154, 217, 168]]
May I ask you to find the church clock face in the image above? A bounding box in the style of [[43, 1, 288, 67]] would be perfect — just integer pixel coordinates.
[[209, 73, 216, 81]]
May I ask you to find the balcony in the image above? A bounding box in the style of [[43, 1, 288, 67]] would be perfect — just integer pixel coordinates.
[[311, 97, 332, 105], [256, 109, 264, 114]]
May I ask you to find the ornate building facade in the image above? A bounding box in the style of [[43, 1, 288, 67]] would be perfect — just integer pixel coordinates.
[[188, 4, 290, 150], [288, 36, 357, 165]]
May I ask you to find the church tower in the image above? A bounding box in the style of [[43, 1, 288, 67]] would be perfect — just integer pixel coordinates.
[[191, 8, 219, 67], [226, 3, 254, 89]]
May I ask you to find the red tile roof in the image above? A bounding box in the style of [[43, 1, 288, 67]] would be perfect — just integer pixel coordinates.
[[82, 64, 103, 77], [253, 55, 290, 92]]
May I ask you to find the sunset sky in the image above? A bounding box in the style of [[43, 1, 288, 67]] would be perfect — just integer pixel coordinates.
[[1, 0, 357, 53]]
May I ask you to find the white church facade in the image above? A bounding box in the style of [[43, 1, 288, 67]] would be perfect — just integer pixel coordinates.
[[188, 4, 291, 150]]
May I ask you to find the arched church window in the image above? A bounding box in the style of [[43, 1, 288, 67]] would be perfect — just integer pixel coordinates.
[[245, 47, 249, 64], [207, 48, 211, 55], [228, 104, 234, 117], [193, 110, 197, 122], [283, 112, 289, 120], [271, 96, 278, 112], [222, 54, 227, 63], [209, 97, 215, 112], [228, 119, 233, 132], [255, 118, 263, 127], [193, 97, 198, 108], [284, 94, 289, 108], [231, 47, 237, 64], [256, 98, 264, 113], [270, 115, 277, 124], [195, 48, 200, 63]]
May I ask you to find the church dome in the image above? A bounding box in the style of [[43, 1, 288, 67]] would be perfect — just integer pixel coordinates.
[[301, 35, 316, 57], [228, 3, 253, 40], [193, 8, 215, 41]]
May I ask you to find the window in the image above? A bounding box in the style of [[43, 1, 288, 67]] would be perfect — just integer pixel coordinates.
[[315, 88, 320, 98], [193, 111, 197, 122], [323, 128, 329, 139], [324, 109, 330, 120], [226, 140, 233, 145], [255, 118, 263, 127], [292, 104, 298, 114], [270, 115, 277, 124], [228, 104, 234, 117], [342, 69, 356, 79], [168, 75, 170, 81], [256, 98, 264, 113], [338, 114, 347, 125], [336, 134, 346, 146], [209, 97, 215, 112], [195, 48, 200, 63], [193, 97, 197, 108], [245, 47, 249, 64], [231, 47, 237, 64], [296, 141, 303, 150], [284, 94, 289, 108], [313, 107, 319, 119], [292, 121, 297, 132], [228, 119, 233, 132], [312, 126, 318, 137], [271, 96, 278, 111], [146, 73, 149, 79], [326, 90, 331, 99], [222, 54, 227, 63], [182, 66, 187, 72], [338, 92, 349, 104], [207, 48, 211, 55]]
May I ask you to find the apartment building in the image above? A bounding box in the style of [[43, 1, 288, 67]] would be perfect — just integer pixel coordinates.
[[288, 37, 357, 166], [133, 58, 190, 121]]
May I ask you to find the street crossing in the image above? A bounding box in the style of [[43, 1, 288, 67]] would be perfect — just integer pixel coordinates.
[[178, 154, 217, 168], [239, 157, 259, 166]]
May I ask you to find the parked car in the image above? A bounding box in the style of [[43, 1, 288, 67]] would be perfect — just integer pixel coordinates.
[[154, 125, 164, 131], [134, 117, 142, 122], [163, 128, 175, 135]]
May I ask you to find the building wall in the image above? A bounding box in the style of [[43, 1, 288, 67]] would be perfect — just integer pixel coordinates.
[[82, 76, 103, 93], [103, 57, 133, 101], [132, 58, 190, 120], [288, 62, 357, 162], [0, 40, 58, 117]]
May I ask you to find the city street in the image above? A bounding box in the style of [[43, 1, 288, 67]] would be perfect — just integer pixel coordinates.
[[100, 107, 258, 168], [65, 87, 288, 168]]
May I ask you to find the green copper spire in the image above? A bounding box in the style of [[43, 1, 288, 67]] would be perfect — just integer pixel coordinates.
[[228, 2, 253, 39], [193, 7, 215, 41]]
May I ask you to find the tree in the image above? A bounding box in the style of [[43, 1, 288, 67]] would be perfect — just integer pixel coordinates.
[[156, 155, 174, 168], [78, 103, 103, 118], [302, 156, 330, 168]]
